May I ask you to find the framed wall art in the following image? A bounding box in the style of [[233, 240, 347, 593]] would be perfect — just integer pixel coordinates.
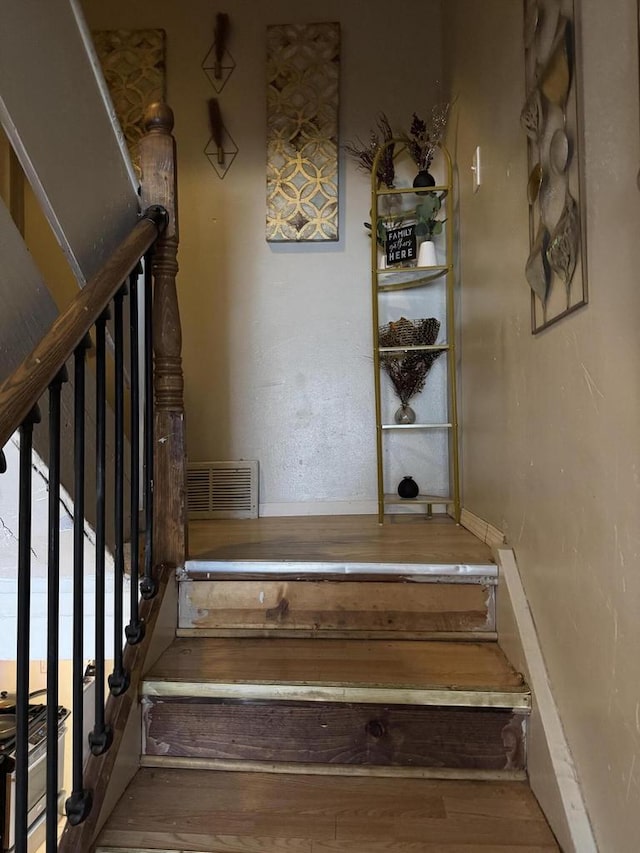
[[93, 29, 166, 178], [266, 22, 340, 242], [521, 0, 588, 334]]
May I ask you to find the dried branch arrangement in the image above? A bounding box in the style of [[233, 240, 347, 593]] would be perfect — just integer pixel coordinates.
[[378, 317, 442, 405], [344, 113, 395, 188], [403, 102, 450, 172], [345, 103, 451, 189]]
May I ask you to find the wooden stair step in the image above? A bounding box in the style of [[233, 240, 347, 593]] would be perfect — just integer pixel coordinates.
[[142, 638, 529, 707], [177, 576, 497, 639], [141, 639, 529, 775], [95, 768, 560, 852]]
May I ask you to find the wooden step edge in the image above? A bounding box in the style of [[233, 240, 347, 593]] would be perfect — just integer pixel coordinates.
[[138, 754, 529, 782], [96, 849, 203, 853], [96, 849, 184, 853], [141, 679, 531, 710], [96, 849, 202, 853], [181, 560, 497, 583], [175, 628, 499, 641]]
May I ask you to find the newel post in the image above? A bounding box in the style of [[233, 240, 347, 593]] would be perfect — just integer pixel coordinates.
[[138, 102, 187, 570]]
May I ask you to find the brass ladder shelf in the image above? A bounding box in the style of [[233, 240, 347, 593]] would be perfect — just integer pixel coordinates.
[[370, 140, 461, 524]]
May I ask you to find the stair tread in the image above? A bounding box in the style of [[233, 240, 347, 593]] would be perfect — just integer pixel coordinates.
[[188, 515, 494, 567], [143, 638, 528, 704], [96, 767, 560, 851]]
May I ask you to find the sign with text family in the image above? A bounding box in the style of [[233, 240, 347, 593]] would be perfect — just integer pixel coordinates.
[[385, 224, 417, 266]]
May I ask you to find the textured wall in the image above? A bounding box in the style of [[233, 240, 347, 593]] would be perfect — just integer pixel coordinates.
[[82, 0, 445, 515], [443, 1, 640, 850]]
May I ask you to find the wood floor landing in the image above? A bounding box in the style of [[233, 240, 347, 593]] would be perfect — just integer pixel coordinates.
[[187, 516, 495, 575], [95, 768, 560, 852], [143, 638, 529, 708]]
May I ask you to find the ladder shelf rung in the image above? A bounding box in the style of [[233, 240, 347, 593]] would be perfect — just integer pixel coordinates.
[[378, 344, 449, 353], [384, 494, 454, 505], [381, 423, 453, 430]]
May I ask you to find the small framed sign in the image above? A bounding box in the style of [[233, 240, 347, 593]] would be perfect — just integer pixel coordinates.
[[385, 224, 417, 266]]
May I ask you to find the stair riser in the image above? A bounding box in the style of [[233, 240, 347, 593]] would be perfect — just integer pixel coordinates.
[[142, 698, 526, 771], [178, 580, 496, 635]]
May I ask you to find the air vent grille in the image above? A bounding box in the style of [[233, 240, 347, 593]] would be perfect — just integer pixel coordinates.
[[187, 461, 259, 519]]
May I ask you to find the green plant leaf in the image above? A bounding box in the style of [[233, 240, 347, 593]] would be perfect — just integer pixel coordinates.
[[416, 196, 440, 220]]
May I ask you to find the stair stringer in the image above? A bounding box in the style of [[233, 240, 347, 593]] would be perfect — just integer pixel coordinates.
[[496, 546, 598, 853], [58, 564, 179, 853]]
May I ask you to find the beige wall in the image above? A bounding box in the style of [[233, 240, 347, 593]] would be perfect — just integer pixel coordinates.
[[443, 1, 640, 850], [82, 0, 445, 515]]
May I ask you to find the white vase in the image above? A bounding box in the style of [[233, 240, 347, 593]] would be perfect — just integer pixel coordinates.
[[377, 249, 387, 270], [417, 240, 437, 267]]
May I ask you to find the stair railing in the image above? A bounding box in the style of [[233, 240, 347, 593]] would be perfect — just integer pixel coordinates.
[[0, 102, 185, 852]]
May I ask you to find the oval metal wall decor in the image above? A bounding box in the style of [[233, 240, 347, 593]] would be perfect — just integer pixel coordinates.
[[521, 0, 587, 334]]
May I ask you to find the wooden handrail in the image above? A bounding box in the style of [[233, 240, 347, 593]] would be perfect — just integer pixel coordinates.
[[0, 205, 167, 449]]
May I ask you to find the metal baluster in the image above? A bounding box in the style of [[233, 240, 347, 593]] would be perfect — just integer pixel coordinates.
[[0, 448, 10, 843], [89, 311, 112, 756], [0, 452, 13, 847], [65, 338, 92, 825], [15, 405, 41, 853], [109, 286, 129, 696], [140, 252, 156, 600], [125, 267, 145, 645], [46, 367, 67, 852]]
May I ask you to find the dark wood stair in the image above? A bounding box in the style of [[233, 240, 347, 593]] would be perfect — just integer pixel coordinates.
[[140, 637, 529, 775]]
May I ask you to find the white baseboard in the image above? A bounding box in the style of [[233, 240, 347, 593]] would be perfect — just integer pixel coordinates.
[[460, 507, 505, 550], [259, 500, 378, 517], [497, 547, 597, 853]]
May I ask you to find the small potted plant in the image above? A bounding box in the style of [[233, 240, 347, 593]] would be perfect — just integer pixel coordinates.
[[416, 193, 444, 240], [415, 192, 445, 267]]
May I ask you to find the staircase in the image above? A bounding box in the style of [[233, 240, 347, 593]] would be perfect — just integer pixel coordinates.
[[94, 517, 559, 852]]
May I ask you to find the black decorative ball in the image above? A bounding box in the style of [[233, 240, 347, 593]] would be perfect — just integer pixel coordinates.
[[397, 476, 419, 499]]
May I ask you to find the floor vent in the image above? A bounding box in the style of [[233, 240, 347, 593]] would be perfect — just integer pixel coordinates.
[[187, 461, 259, 519]]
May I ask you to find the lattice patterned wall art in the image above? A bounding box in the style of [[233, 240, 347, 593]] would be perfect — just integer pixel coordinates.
[[93, 29, 166, 178], [266, 22, 340, 242]]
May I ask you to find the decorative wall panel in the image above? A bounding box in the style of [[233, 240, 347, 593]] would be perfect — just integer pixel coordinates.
[[266, 22, 340, 242], [93, 29, 166, 177], [521, 0, 587, 333]]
